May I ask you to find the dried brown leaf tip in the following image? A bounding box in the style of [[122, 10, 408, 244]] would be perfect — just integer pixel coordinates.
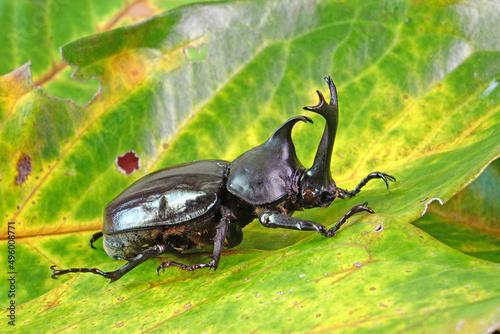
[[15, 153, 32, 185]]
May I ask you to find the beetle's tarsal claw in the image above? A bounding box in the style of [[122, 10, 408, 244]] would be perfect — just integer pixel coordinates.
[[357, 202, 374, 214], [156, 261, 169, 275], [376, 173, 395, 189], [50, 265, 60, 279], [88, 231, 103, 249], [50, 266, 59, 279]]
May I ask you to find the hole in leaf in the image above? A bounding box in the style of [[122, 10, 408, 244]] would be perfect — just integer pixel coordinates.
[[40, 66, 100, 106], [116, 151, 140, 175], [184, 44, 207, 62], [15, 153, 32, 185]]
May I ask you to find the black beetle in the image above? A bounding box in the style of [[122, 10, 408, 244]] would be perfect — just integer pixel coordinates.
[[51, 76, 395, 282]]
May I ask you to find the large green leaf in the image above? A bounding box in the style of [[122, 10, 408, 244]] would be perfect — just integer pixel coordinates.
[[1, 0, 499, 332], [0, 0, 204, 105]]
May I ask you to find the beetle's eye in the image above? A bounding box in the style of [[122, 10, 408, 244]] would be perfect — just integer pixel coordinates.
[[303, 189, 314, 200], [301, 189, 319, 207]]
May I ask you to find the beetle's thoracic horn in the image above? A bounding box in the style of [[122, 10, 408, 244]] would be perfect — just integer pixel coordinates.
[[301, 76, 339, 196]]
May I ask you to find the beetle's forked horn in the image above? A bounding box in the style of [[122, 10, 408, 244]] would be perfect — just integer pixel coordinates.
[[302, 76, 339, 196]]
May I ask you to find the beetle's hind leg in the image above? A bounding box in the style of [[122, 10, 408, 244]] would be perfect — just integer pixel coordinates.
[[339, 172, 396, 198], [157, 216, 230, 274], [89, 231, 103, 249], [51, 244, 169, 283]]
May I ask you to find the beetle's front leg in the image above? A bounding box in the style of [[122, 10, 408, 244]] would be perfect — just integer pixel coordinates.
[[339, 172, 396, 198], [259, 209, 331, 236], [259, 202, 373, 237], [157, 216, 230, 274]]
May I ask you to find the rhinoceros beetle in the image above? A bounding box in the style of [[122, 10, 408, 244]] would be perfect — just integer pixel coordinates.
[[51, 76, 395, 282]]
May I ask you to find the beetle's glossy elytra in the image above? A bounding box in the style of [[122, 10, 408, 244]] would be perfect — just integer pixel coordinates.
[[51, 76, 395, 282]]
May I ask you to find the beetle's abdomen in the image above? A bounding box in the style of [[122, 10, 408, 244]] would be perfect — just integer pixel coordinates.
[[103, 160, 229, 234], [102, 219, 219, 260]]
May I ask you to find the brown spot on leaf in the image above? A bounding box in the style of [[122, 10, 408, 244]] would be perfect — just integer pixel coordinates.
[[15, 153, 32, 185], [111, 52, 145, 87], [116, 151, 140, 175]]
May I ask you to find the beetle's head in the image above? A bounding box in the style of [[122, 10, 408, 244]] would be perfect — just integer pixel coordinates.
[[299, 76, 339, 209]]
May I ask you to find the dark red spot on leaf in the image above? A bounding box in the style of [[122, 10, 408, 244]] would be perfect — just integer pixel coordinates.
[[116, 151, 140, 175], [15, 153, 32, 185]]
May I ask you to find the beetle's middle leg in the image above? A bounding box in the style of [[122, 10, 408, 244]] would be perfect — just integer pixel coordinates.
[[157, 216, 230, 274], [259, 202, 373, 237]]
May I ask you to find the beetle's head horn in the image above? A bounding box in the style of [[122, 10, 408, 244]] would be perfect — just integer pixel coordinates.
[[299, 76, 339, 208]]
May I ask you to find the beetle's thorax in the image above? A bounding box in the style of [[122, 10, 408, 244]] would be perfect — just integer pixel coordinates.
[[226, 116, 311, 206]]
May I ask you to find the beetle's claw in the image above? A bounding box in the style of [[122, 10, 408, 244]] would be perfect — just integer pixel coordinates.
[[378, 173, 396, 188], [358, 202, 374, 214], [381, 175, 389, 188], [50, 265, 59, 279], [156, 261, 168, 275], [367, 172, 396, 189], [88, 232, 103, 249], [361, 202, 375, 213]]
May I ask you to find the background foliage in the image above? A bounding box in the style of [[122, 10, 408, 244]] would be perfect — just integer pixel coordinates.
[[0, 0, 499, 332]]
